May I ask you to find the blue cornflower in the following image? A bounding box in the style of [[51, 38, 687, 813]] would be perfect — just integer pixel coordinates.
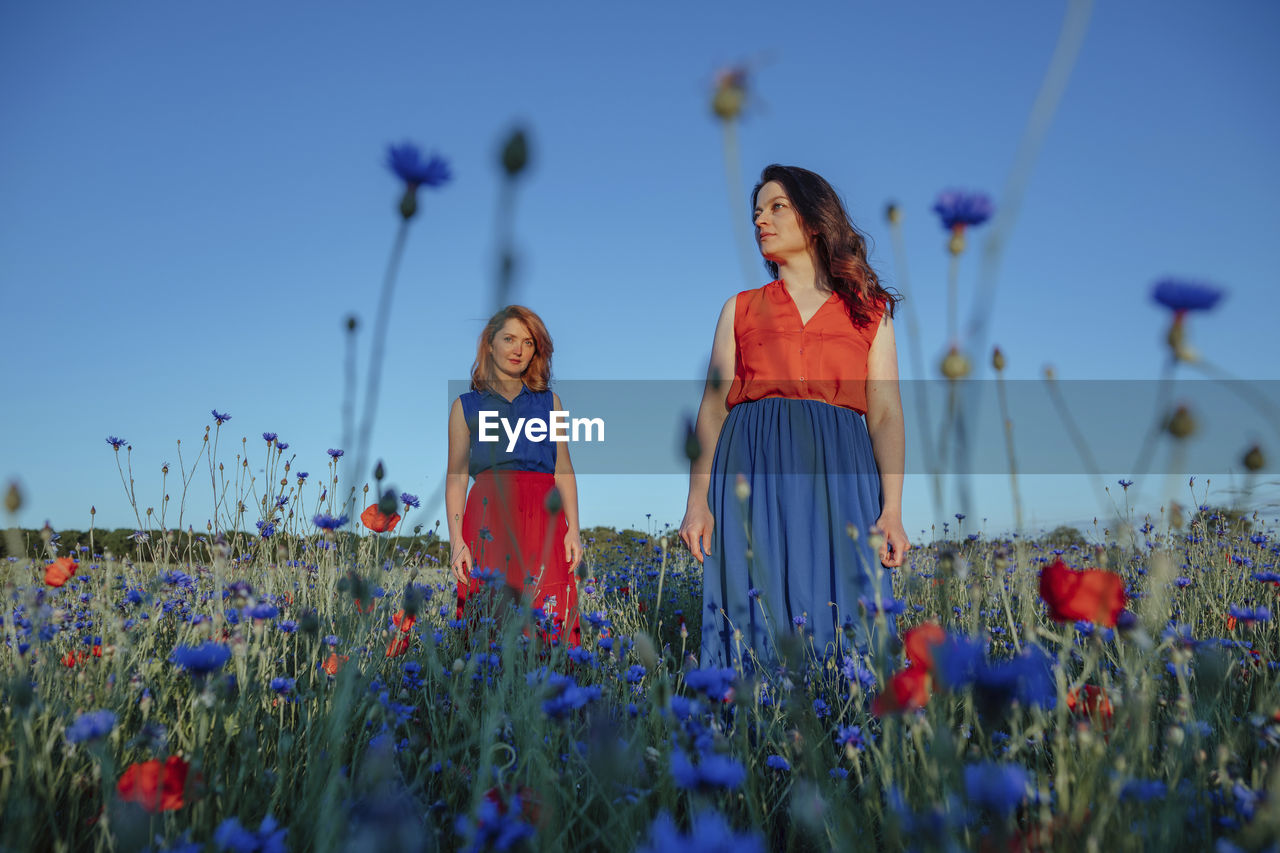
[[597, 636, 614, 652], [399, 492, 420, 509], [65, 709, 116, 744], [387, 143, 451, 188], [276, 441, 288, 451], [671, 749, 746, 792], [476, 527, 493, 542], [1118, 479, 1134, 489], [567, 647, 596, 667], [211, 409, 232, 425], [812, 698, 830, 718], [584, 611, 611, 631], [327, 448, 344, 459], [964, 761, 1029, 816], [684, 667, 736, 701], [626, 664, 647, 684], [1152, 278, 1224, 314], [313, 513, 349, 531], [1175, 577, 1193, 589], [637, 809, 764, 853], [668, 695, 701, 721], [841, 655, 877, 690], [276, 620, 297, 633], [1229, 605, 1271, 623], [262, 432, 277, 444], [1252, 571, 1280, 585], [274, 495, 289, 508], [324, 635, 340, 647], [297, 472, 309, 483], [255, 520, 275, 539], [542, 674, 601, 719], [269, 677, 295, 694], [106, 436, 127, 450], [792, 614, 807, 629], [932, 190, 994, 231], [766, 755, 791, 772], [454, 792, 536, 853], [170, 642, 231, 676], [836, 725, 866, 751], [213, 814, 287, 853], [246, 603, 279, 621]]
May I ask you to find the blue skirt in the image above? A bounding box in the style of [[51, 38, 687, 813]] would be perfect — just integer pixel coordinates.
[[700, 397, 891, 671]]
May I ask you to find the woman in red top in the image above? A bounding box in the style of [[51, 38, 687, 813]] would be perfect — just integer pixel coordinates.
[[680, 164, 910, 671]]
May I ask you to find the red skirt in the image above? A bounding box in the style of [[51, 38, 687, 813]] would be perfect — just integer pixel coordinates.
[[456, 469, 580, 648]]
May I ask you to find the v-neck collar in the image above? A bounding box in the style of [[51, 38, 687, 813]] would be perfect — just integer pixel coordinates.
[[481, 384, 528, 404], [773, 280, 836, 329]]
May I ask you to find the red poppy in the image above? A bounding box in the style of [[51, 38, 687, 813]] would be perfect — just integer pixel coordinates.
[[1039, 558, 1126, 627], [352, 599, 377, 614], [385, 636, 410, 657], [903, 622, 946, 669], [360, 504, 401, 533], [1066, 684, 1114, 721], [45, 557, 78, 587], [1227, 615, 1237, 632], [871, 666, 930, 716], [116, 756, 192, 813], [391, 610, 415, 633], [322, 653, 349, 676]]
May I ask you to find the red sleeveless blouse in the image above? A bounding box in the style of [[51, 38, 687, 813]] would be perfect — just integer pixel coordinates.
[[725, 280, 884, 414]]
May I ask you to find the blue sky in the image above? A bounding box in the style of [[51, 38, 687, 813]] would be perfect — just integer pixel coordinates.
[[3, 0, 1278, 541]]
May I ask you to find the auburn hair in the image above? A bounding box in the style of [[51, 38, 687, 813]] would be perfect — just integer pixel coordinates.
[[469, 305, 553, 393], [752, 164, 899, 328]]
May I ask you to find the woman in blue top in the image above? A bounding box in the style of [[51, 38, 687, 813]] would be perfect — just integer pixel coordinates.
[[446, 305, 583, 647]]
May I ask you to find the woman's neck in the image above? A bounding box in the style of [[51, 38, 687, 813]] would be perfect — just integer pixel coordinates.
[[491, 376, 524, 401], [776, 252, 826, 294]]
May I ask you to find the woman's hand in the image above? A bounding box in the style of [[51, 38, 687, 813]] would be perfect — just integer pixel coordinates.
[[450, 543, 473, 586], [680, 502, 715, 564], [873, 513, 911, 568], [565, 527, 583, 574]]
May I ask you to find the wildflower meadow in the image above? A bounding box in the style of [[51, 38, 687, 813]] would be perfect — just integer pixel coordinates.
[[5, 8, 1280, 852]]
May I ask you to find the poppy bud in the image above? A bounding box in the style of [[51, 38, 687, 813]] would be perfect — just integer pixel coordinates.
[[346, 315, 358, 332], [683, 419, 701, 462], [4, 482, 20, 514], [374, 461, 385, 482], [1165, 406, 1196, 440], [991, 347, 1006, 372], [399, 186, 418, 220], [501, 128, 529, 178], [711, 68, 746, 121], [299, 611, 319, 636], [379, 490, 398, 517], [734, 474, 750, 502], [846, 522, 859, 541], [940, 347, 971, 380], [885, 203, 901, 225], [1243, 445, 1265, 472], [452, 658, 465, 675], [947, 229, 966, 256], [544, 486, 563, 515]]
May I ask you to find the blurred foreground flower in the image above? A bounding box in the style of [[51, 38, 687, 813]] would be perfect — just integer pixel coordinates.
[[214, 814, 287, 853], [872, 666, 930, 716], [116, 755, 192, 813], [1039, 558, 1126, 627], [711, 67, 747, 121], [66, 709, 116, 744], [933, 190, 993, 254], [44, 557, 77, 587], [964, 761, 1029, 817], [1152, 278, 1224, 316], [387, 143, 451, 220], [170, 642, 232, 676], [638, 808, 764, 853]]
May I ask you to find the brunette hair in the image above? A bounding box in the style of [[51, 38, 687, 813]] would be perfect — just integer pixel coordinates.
[[752, 164, 899, 327], [470, 305, 554, 393]]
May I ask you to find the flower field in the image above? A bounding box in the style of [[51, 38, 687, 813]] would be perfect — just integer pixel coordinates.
[[3, 483, 1279, 852]]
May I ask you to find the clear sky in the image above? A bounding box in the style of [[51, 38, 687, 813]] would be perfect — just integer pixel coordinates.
[[3, 0, 1279, 542]]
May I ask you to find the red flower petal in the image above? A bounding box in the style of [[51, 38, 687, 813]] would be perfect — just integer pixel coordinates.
[[903, 622, 946, 669], [44, 557, 78, 587], [116, 756, 191, 813], [872, 666, 930, 716], [1039, 558, 1126, 627], [360, 504, 401, 533]]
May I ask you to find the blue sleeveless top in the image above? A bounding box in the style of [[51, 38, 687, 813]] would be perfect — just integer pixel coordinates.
[[459, 386, 558, 477]]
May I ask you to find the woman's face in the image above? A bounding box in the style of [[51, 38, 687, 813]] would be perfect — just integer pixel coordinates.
[[489, 318, 535, 380], [753, 180, 808, 262]]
